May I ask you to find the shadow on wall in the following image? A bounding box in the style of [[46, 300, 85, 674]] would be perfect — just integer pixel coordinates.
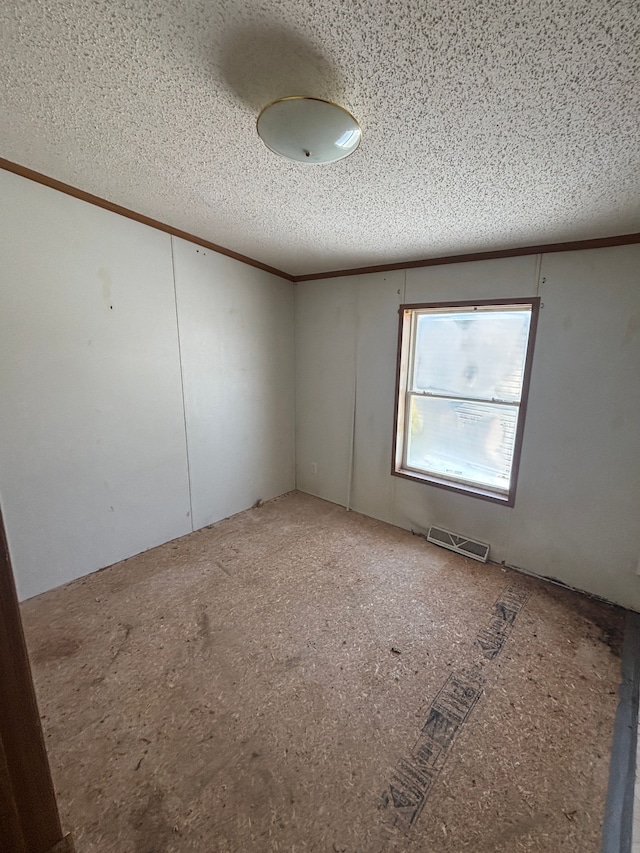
[[217, 24, 344, 113]]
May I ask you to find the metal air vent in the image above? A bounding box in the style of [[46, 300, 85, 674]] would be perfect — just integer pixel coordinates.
[[426, 526, 490, 563]]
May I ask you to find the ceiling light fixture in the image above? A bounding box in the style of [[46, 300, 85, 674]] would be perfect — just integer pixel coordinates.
[[257, 97, 361, 164]]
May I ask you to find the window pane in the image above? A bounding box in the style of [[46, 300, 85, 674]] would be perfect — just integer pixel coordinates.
[[406, 395, 518, 492], [413, 309, 531, 402]]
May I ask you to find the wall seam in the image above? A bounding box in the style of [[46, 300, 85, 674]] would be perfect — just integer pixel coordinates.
[[534, 251, 543, 296], [346, 278, 360, 511], [502, 253, 544, 566], [170, 236, 195, 531], [292, 281, 298, 492]]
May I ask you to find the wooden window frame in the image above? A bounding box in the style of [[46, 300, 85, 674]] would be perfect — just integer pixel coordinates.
[[391, 297, 541, 507]]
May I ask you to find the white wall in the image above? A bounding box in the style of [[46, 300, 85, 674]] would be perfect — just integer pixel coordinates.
[[173, 239, 295, 529], [295, 246, 640, 610], [294, 278, 357, 507], [0, 170, 295, 599]]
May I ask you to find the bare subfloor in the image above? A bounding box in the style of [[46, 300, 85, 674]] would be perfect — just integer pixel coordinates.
[[22, 492, 624, 853]]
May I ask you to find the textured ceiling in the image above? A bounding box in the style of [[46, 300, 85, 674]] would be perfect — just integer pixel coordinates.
[[1, 0, 638, 276]]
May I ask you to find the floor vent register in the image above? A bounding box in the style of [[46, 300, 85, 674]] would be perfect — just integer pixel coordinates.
[[426, 526, 490, 563]]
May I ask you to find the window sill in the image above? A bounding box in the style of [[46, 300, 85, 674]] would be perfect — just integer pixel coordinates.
[[392, 466, 515, 507]]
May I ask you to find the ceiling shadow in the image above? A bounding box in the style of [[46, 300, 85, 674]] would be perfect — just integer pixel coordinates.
[[218, 24, 344, 113]]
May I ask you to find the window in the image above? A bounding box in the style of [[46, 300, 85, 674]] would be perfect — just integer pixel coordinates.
[[392, 298, 540, 506]]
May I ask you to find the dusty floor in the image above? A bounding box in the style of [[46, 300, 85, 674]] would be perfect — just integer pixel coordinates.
[[21, 491, 624, 853]]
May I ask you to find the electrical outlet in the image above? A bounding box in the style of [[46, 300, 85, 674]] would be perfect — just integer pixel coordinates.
[[311, 462, 318, 474]]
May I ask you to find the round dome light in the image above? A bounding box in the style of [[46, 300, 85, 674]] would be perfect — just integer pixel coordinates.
[[257, 97, 361, 164]]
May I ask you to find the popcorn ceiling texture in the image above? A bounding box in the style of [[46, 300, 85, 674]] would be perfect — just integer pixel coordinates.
[[0, 0, 638, 276]]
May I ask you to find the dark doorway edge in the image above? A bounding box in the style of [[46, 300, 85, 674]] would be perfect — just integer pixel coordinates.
[[602, 611, 640, 853]]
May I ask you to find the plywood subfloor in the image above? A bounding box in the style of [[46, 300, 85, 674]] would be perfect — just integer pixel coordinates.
[[21, 491, 624, 853]]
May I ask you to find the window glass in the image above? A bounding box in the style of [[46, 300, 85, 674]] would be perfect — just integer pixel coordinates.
[[406, 396, 518, 493], [413, 309, 531, 402]]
